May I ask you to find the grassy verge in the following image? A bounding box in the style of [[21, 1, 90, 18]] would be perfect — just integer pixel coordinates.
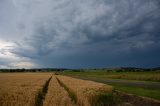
[[113, 84, 160, 100]]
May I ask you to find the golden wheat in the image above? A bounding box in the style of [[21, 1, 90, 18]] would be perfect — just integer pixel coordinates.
[[56, 75, 113, 106], [43, 75, 75, 106], [0, 73, 52, 106]]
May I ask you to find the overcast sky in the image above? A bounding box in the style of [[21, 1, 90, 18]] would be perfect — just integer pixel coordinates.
[[0, 0, 160, 68]]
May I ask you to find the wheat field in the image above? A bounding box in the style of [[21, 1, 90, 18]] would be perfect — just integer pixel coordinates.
[[0, 73, 52, 106], [0, 73, 114, 106], [56, 75, 113, 106], [43, 75, 75, 106]]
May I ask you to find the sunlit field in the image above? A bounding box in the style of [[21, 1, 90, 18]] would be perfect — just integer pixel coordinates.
[[0, 73, 121, 106], [0, 72, 160, 106], [0, 73, 52, 106], [56, 75, 113, 106], [44, 76, 75, 106]]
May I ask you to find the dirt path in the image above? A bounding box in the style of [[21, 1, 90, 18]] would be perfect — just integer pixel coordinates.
[[69, 76, 160, 89]]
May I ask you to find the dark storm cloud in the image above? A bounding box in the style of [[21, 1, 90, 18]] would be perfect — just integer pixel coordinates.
[[0, 0, 160, 68]]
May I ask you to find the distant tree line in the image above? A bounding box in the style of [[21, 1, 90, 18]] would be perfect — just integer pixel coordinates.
[[0, 67, 160, 73], [70, 67, 160, 72], [0, 68, 68, 73]]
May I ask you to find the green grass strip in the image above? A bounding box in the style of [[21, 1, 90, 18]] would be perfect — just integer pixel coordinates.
[[114, 84, 160, 100]]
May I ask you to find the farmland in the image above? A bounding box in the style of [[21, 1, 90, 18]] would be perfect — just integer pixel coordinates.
[[0, 73, 52, 106], [56, 75, 114, 106], [43, 76, 75, 106], [60, 71, 160, 82], [0, 73, 122, 106], [59, 71, 160, 100], [0, 72, 160, 106]]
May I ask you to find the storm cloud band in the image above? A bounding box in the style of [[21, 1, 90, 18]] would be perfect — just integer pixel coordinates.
[[0, 0, 160, 68]]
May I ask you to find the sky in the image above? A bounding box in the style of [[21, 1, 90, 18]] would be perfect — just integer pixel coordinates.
[[0, 0, 160, 69]]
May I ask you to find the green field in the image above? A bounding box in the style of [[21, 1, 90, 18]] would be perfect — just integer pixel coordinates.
[[114, 84, 160, 100], [60, 71, 160, 82], [59, 71, 160, 100]]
